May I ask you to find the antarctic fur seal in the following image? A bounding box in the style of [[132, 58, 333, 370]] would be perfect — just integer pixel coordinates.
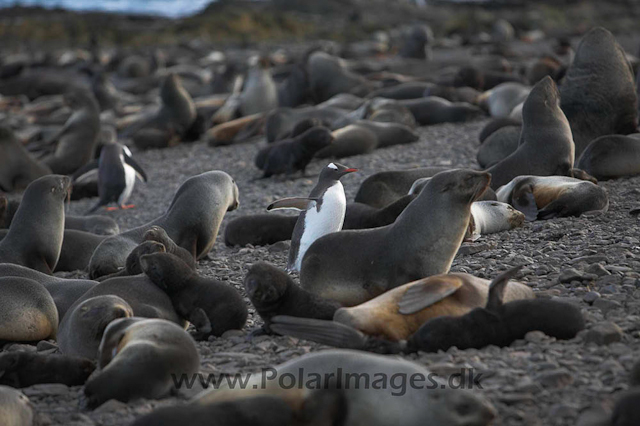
[[0, 352, 95, 388], [576, 134, 640, 180], [0, 277, 58, 342], [0, 126, 51, 193]]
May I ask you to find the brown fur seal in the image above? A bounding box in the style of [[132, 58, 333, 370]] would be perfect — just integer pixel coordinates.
[[0, 352, 95, 388], [84, 317, 199, 408], [0, 175, 70, 274], [478, 117, 522, 143], [42, 89, 101, 175], [398, 97, 484, 125], [58, 295, 133, 360], [89, 171, 239, 278], [265, 106, 344, 143], [140, 252, 247, 339], [0, 277, 58, 342], [477, 125, 521, 168], [0, 126, 50, 192], [195, 349, 496, 426], [300, 169, 490, 306], [496, 175, 609, 221], [0, 385, 33, 426], [576, 134, 640, 180], [486, 76, 574, 189], [560, 27, 638, 158], [244, 262, 341, 332], [307, 51, 377, 102]]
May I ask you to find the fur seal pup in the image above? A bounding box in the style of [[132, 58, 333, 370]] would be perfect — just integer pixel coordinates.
[[300, 169, 490, 306], [398, 97, 484, 125], [477, 125, 521, 168], [0, 175, 70, 274], [306, 51, 376, 102], [0, 277, 58, 342], [0, 352, 95, 388], [273, 269, 533, 341], [84, 317, 199, 408], [476, 82, 530, 118], [0, 385, 33, 426], [268, 163, 357, 272], [576, 134, 640, 180], [42, 89, 101, 175], [140, 252, 247, 339], [89, 171, 239, 278], [0, 126, 50, 192], [142, 226, 196, 268], [245, 262, 341, 332], [255, 126, 334, 177], [195, 349, 496, 426], [486, 76, 574, 189], [58, 295, 134, 360], [73, 140, 148, 214], [560, 27, 638, 158], [354, 166, 449, 208], [94, 240, 166, 282], [496, 175, 609, 221]]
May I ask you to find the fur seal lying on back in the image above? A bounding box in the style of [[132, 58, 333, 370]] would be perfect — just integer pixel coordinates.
[[89, 171, 239, 278], [140, 252, 247, 339], [560, 27, 638, 158], [301, 169, 490, 306], [0, 175, 70, 274], [0, 277, 58, 342], [195, 349, 497, 426], [487, 76, 574, 189], [0, 352, 95, 388], [576, 134, 640, 180], [84, 317, 200, 408], [0, 126, 50, 193], [496, 175, 609, 221]]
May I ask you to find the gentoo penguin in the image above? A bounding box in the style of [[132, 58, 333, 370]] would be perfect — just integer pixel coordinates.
[[267, 163, 357, 272], [73, 137, 148, 215]]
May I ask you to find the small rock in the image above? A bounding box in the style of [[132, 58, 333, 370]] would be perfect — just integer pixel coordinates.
[[36, 341, 58, 352], [586, 263, 610, 276], [584, 322, 623, 345], [592, 298, 621, 313], [268, 241, 289, 253], [93, 399, 128, 414], [457, 243, 493, 256], [221, 329, 245, 339], [22, 384, 70, 397], [583, 291, 601, 304], [559, 268, 583, 283], [535, 369, 574, 388], [525, 331, 547, 344]]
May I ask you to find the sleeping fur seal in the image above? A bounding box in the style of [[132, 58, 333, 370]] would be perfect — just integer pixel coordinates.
[[0, 277, 58, 342], [576, 134, 640, 180], [0, 352, 95, 388]]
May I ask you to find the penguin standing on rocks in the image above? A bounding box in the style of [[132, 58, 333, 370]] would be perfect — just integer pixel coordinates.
[[73, 139, 148, 215], [268, 163, 357, 272]]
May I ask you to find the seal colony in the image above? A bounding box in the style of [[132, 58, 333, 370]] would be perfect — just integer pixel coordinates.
[[0, 9, 638, 425]]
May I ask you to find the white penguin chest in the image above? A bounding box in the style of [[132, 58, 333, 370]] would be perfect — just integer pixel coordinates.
[[300, 182, 347, 248]]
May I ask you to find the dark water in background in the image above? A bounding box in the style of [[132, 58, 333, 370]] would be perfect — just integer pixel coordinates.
[[0, 0, 214, 17]]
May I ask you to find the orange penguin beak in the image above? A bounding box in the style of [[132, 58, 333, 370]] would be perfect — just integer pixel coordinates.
[[344, 168, 358, 173]]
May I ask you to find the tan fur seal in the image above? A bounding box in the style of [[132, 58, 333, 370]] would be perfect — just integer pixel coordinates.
[[300, 169, 490, 306], [496, 175, 609, 221], [560, 27, 638, 158], [576, 134, 640, 180], [0, 175, 70, 274], [84, 317, 199, 408], [0, 126, 50, 193], [195, 350, 496, 426], [487, 76, 574, 189], [42, 89, 101, 175], [0, 277, 58, 342], [0, 385, 33, 426], [89, 171, 239, 278], [58, 295, 134, 360]]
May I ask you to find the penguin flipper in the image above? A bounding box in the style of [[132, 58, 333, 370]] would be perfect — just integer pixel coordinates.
[[72, 160, 100, 183], [270, 315, 368, 349], [397, 276, 464, 315], [124, 155, 148, 182], [267, 197, 318, 212]]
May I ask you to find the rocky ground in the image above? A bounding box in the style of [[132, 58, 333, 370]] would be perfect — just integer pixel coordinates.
[[4, 116, 636, 425]]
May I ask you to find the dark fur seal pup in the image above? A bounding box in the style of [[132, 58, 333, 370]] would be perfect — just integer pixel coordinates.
[[560, 27, 638, 158], [255, 127, 334, 177], [94, 240, 166, 282], [477, 125, 521, 168], [245, 262, 341, 332], [141, 252, 247, 339], [42, 89, 101, 175], [486, 76, 574, 189], [84, 317, 200, 408], [59, 295, 134, 360], [0, 175, 70, 274], [0, 277, 58, 342], [611, 362, 640, 426], [73, 140, 148, 214], [265, 106, 344, 143], [0, 352, 95, 388], [143, 226, 196, 268], [576, 134, 640, 180], [300, 169, 490, 306], [0, 263, 97, 320], [89, 171, 239, 278], [398, 97, 484, 125], [496, 175, 609, 221], [195, 349, 497, 426], [0, 385, 33, 426], [0, 126, 51, 192], [306, 51, 377, 102]]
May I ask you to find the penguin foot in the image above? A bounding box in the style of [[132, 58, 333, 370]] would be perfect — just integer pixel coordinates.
[[105, 207, 119, 211], [121, 204, 136, 210]]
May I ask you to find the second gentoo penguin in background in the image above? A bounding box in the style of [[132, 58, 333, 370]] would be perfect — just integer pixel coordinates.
[[268, 163, 357, 272], [72, 135, 148, 215]]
